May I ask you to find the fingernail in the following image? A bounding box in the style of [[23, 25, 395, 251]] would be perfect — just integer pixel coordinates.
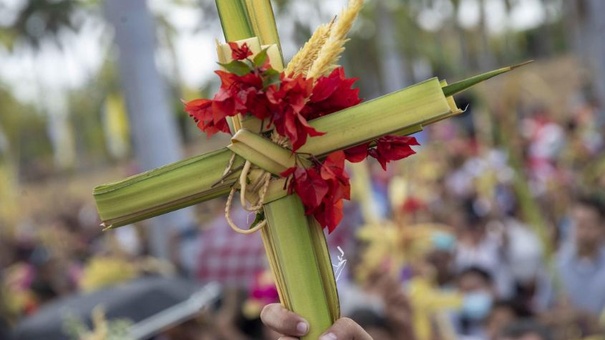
[[319, 332, 337, 340], [296, 321, 309, 335]]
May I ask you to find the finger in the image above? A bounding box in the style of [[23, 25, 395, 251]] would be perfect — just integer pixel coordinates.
[[278, 337, 298, 340], [319, 317, 373, 340], [260, 303, 309, 337]]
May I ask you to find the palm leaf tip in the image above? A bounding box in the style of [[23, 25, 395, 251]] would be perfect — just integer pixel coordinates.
[[442, 60, 534, 97]]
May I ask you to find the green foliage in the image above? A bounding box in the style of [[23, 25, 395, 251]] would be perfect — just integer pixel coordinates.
[[0, 86, 53, 174], [69, 85, 110, 165], [218, 60, 252, 76], [0, 0, 88, 50], [63, 312, 133, 340]]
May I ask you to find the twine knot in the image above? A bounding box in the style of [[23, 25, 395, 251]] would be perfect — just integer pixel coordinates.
[[224, 133, 290, 234]]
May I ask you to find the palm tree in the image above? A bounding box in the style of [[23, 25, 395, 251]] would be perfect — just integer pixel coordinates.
[[104, 0, 195, 259], [565, 0, 605, 106], [0, 0, 83, 50]]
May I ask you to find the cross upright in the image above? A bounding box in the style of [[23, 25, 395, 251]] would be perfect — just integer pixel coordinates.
[[93, 0, 520, 338]]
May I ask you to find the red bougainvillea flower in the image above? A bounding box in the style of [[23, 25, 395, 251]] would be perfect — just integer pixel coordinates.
[[316, 200, 344, 234], [184, 98, 231, 137], [281, 151, 350, 232], [315, 151, 351, 232], [267, 74, 324, 151], [304, 67, 361, 120], [213, 70, 266, 118], [320, 151, 350, 202], [185, 50, 274, 137], [267, 68, 360, 151], [344, 142, 370, 163], [369, 135, 420, 170], [228, 42, 253, 60], [281, 166, 329, 215]]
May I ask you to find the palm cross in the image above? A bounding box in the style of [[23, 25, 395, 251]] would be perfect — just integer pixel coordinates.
[[93, 0, 521, 338]]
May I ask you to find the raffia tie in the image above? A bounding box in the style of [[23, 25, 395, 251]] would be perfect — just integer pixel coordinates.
[[224, 133, 290, 235]]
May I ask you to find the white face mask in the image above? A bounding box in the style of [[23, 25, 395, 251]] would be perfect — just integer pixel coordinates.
[[461, 290, 493, 320]]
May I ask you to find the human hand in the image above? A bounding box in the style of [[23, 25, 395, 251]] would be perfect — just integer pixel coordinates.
[[260, 303, 373, 339]]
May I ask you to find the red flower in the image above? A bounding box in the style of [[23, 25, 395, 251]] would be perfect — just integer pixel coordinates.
[[304, 67, 361, 120], [228, 42, 253, 60], [344, 142, 370, 163], [281, 151, 350, 233], [214, 70, 271, 120], [211, 88, 238, 119], [315, 200, 344, 234], [216, 70, 240, 90], [369, 135, 419, 170], [267, 75, 324, 151], [185, 64, 272, 136], [315, 152, 350, 232], [184, 98, 231, 137], [233, 72, 264, 90], [242, 87, 272, 120], [320, 151, 350, 202], [282, 166, 329, 215]]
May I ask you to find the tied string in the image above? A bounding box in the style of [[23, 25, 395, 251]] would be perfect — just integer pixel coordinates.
[[224, 132, 290, 235]]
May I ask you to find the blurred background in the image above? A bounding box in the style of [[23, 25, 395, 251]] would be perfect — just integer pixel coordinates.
[[1, 0, 605, 339]]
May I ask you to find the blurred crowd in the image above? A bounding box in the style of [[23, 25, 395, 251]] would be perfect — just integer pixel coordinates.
[[1, 90, 605, 340]]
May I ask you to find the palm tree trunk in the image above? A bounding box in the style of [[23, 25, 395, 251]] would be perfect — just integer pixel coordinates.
[[104, 0, 194, 259], [452, 0, 470, 75], [375, 1, 412, 91], [477, 0, 495, 70], [586, 0, 605, 106]]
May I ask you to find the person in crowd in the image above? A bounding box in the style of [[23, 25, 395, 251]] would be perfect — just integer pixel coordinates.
[[454, 198, 514, 299], [453, 266, 498, 339], [556, 193, 605, 315], [501, 202, 552, 313], [485, 300, 534, 340], [425, 231, 457, 288]]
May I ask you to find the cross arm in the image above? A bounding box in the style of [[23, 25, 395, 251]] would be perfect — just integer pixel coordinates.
[[93, 65, 520, 229], [94, 148, 244, 229]]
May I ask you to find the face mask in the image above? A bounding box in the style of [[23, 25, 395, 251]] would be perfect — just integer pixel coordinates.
[[461, 291, 493, 320], [432, 232, 456, 251]]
